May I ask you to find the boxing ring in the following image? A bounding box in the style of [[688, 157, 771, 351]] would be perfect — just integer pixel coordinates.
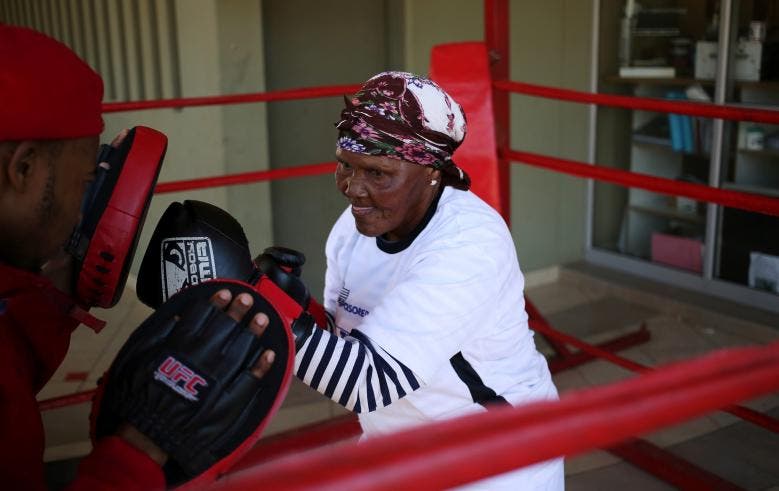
[[38, 0, 779, 488]]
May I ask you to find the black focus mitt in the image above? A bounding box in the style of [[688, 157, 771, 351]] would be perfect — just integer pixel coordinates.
[[91, 279, 296, 488]]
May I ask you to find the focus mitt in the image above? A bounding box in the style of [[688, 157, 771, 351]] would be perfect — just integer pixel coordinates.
[[66, 126, 166, 309], [91, 279, 296, 488]]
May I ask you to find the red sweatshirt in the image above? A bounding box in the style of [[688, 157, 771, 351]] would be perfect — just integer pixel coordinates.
[[0, 263, 165, 490]]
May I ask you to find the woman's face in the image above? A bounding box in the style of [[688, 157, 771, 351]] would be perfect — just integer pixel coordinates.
[[335, 148, 439, 241]]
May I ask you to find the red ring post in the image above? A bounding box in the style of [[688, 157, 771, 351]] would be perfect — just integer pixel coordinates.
[[485, 0, 511, 223]]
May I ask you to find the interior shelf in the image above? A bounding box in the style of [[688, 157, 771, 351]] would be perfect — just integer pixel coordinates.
[[736, 148, 779, 159], [603, 76, 779, 91], [603, 75, 711, 87], [629, 203, 705, 223], [722, 181, 779, 198]]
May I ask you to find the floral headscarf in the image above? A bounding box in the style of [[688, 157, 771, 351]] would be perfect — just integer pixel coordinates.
[[336, 71, 470, 189]]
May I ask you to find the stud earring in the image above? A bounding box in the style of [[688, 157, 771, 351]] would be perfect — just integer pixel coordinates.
[[430, 179, 438, 186]]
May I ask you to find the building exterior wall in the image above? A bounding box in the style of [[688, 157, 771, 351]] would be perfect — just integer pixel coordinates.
[[508, 0, 592, 271], [261, 0, 400, 297], [1, 0, 594, 295], [0, 0, 272, 278]]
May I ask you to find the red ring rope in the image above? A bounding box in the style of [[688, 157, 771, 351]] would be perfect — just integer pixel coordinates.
[[93, 78, 779, 219], [213, 341, 779, 491], [529, 319, 779, 434], [38, 389, 96, 412], [102, 84, 362, 113], [154, 161, 336, 194], [495, 80, 779, 124], [506, 149, 779, 217], [148, 150, 779, 219]]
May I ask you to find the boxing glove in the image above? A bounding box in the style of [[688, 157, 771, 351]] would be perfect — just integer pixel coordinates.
[[137, 201, 327, 334], [136, 200, 256, 309], [254, 247, 310, 308], [254, 247, 329, 330]]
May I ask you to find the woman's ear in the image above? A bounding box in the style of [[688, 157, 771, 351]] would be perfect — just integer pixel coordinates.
[[429, 167, 441, 184]]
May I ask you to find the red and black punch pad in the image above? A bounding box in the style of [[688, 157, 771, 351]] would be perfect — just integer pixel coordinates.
[[67, 126, 167, 309], [90, 278, 297, 489]]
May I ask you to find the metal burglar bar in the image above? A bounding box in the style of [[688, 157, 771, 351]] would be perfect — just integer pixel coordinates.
[[0, 0, 181, 102]]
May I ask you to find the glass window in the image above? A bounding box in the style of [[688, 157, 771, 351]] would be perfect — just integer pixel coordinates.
[[715, 0, 779, 294], [594, 0, 717, 275]]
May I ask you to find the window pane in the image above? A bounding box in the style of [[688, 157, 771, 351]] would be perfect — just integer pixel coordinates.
[[594, 0, 717, 275], [715, 0, 779, 295]]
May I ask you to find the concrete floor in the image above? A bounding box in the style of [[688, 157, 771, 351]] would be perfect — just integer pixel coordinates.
[[38, 262, 779, 489]]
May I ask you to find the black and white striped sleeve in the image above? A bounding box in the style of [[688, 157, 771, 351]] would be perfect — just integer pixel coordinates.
[[324, 310, 337, 334], [294, 327, 422, 413]]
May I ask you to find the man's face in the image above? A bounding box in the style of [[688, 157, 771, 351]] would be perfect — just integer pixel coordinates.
[[335, 148, 437, 241], [28, 136, 99, 267]]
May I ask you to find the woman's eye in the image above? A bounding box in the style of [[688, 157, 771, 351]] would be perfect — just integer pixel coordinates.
[[369, 169, 383, 178]]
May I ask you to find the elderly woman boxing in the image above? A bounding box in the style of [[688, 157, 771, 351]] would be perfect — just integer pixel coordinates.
[[294, 72, 563, 490]]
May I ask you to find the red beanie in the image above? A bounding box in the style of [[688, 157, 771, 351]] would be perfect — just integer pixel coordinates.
[[0, 24, 104, 141]]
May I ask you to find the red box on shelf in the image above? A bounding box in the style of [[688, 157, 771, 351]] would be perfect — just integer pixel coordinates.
[[651, 233, 703, 273]]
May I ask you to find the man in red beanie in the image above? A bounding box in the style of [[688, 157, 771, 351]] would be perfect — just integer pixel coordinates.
[[0, 22, 170, 490], [0, 24, 277, 490]]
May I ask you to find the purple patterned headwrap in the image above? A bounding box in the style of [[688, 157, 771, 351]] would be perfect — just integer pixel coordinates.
[[336, 71, 470, 188]]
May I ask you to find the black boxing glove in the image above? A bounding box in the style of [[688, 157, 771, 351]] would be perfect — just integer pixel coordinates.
[[254, 247, 310, 308], [254, 247, 329, 331], [137, 200, 256, 309], [137, 201, 324, 344]]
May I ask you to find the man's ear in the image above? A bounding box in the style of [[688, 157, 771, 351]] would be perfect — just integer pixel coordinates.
[[4, 141, 40, 192]]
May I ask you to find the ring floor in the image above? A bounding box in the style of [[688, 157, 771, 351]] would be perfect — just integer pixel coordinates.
[[39, 262, 779, 490]]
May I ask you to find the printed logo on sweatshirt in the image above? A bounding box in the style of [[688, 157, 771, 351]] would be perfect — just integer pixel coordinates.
[[337, 286, 370, 317], [160, 237, 217, 301], [154, 355, 208, 401]]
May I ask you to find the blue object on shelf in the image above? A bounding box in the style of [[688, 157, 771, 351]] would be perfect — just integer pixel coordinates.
[[680, 113, 694, 153], [666, 92, 683, 152], [666, 91, 691, 153]]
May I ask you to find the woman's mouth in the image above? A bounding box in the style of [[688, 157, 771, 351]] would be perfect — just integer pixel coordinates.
[[351, 205, 375, 216]]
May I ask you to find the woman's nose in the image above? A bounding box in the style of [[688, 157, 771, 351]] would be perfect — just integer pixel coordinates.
[[343, 174, 368, 198]]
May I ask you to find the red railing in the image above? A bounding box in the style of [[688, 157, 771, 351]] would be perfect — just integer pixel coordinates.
[[102, 84, 362, 113]]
